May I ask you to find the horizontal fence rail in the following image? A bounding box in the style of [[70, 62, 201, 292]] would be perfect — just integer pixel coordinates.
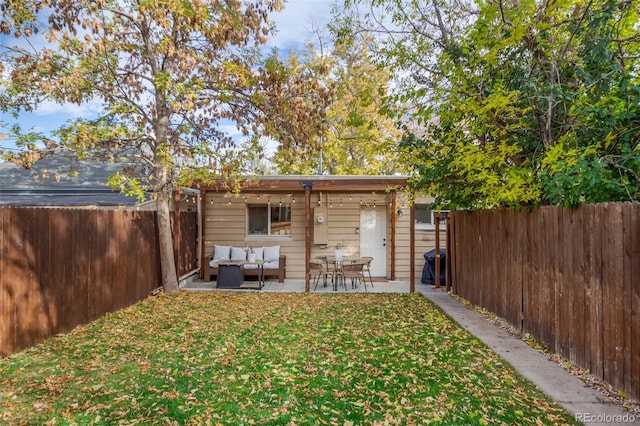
[[0, 207, 198, 357], [451, 202, 640, 401]]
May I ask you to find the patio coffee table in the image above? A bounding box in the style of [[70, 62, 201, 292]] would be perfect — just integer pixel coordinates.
[[216, 262, 244, 288], [216, 260, 266, 289]]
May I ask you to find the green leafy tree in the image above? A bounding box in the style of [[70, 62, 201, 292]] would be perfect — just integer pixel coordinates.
[[0, 0, 307, 293], [340, 0, 640, 208], [322, 33, 403, 175]]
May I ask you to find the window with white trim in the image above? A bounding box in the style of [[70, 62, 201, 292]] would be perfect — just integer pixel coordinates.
[[415, 204, 446, 230], [247, 204, 292, 236]]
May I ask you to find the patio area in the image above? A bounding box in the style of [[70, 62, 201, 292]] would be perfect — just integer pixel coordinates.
[[181, 277, 422, 293]]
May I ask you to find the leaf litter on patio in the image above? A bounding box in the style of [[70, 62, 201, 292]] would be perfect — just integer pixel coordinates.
[[0, 292, 579, 425]]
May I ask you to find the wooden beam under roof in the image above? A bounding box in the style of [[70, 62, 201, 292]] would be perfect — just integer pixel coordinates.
[[200, 176, 409, 193]]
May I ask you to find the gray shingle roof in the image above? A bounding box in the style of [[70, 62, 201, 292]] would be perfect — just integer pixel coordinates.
[[0, 152, 150, 206]]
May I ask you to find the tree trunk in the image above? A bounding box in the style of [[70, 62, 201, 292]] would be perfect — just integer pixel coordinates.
[[157, 193, 179, 293]]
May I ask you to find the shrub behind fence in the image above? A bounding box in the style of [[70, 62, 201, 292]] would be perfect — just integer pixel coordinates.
[[451, 202, 640, 401], [0, 207, 196, 357]]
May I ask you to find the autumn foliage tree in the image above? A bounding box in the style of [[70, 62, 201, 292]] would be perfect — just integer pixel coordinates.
[[339, 0, 640, 208], [270, 28, 403, 175], [0, 0, 322, 293]]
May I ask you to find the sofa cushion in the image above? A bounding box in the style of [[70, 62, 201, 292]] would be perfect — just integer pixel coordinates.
[[231, 246, 247, 261], [213, 245, 231, 261], [263, 245, 280, 262], [263, 260, 279, 269]]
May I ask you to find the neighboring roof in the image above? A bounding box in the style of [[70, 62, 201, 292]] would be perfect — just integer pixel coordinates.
[[0, 152, 151, 207], [202, 175, 409, 192]]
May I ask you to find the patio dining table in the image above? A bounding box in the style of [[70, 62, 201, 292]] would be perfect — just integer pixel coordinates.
[[315, 255, 356, 291]]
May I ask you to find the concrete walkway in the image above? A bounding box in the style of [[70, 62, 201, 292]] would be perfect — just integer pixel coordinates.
[[182, 278, 638, 425], [419, 287, 638, 426]]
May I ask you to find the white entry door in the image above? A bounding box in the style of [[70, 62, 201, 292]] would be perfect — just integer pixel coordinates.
[[360, 206, 387, 277]]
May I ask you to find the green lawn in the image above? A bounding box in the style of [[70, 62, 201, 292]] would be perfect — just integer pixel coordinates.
[[0, 292, 578, 425]]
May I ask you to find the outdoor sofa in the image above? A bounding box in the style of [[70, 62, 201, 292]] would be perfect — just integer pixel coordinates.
[[204, 245, 286, 283]]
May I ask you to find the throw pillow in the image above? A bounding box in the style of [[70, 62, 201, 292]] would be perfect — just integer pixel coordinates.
[[263, 245, 280, 262], [213, 245, 231, 261], [231, 246, 247, 261]]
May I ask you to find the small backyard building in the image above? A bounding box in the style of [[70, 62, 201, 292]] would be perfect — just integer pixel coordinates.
[[199, 175, 447, 289]]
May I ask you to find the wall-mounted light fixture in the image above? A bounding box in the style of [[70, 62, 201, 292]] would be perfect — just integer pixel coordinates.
[[397, 209, 404, 217]]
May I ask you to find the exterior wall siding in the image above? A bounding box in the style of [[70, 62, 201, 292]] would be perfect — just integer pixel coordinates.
[[203, 191, 445, 280]]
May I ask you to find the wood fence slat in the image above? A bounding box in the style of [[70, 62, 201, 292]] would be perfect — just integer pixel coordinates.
[[557, 207, 572, 359], [35, 208, 54, 339], [181, 212, 198, 276], [485, 210, 497, 313], [70, 209, 90, 326], [459, 211, 470, 300], [50, 209, 71, 333], [507, 209, 523, 327], [570, 205, 587, 367], [2, 208, 16, 355], [132, 210, 157, 299], [477, 210, 486, 306], [108, 210, 119, 313], [105, 210, 117, 312], [601, 203, 624, 388], [582, 204, 592, 372], [524, 208, 540, 337], [634, 203, 640, 401], [588, 204, 604, 378], [499, 209, 507, 319], [502, 210, 513, 326], [92, 210, 109, 320], [18, 208, 38, 352], [116, 211, 128, 309], [462, 211, 472, 299], [515, 209, 527, 331], [540, 207, 556, 349], [456, 211, 469, 300], [601, 204, 613, 384], [623, 202, 640, 398], [0, 208, 7, 355]]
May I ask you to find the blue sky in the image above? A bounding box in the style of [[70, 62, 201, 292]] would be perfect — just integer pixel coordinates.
[[0, 0, 335, 152]]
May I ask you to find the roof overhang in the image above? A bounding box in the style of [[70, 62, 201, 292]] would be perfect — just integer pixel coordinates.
[[201, 175, 409, 193]]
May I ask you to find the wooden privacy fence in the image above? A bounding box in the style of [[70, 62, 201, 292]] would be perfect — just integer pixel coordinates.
[[173, 211, 198, 278], [450, 202, 640, 401], [0, 207, 198, 357]]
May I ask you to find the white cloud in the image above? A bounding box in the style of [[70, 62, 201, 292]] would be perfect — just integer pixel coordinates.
[[0, 99, 104, 140], [269, 0, 335, 52], [33, 99, 103, 118]]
